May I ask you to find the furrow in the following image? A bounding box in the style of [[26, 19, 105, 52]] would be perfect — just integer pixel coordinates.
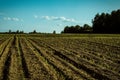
[[28, 38, 96, 80], [2, 50, 12, 80], [29, 38, 116, 80], [8, 36, 26, 80], [25, 38, 69, 80], [0, 37, 13, 80], [19, 38, 55, 80], [18, 37, 30, 78], [0, 38, 12, 58]]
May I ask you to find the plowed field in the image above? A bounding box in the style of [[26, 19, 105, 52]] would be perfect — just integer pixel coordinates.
[[0, 34, 120, 80]]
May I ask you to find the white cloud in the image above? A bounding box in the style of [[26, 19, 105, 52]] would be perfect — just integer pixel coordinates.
[[59, 17, 66, 20], [42, 16, 78, 23], [3, 17, 23, 21], [4, 17, 11, 20], [34, 15, 38, 18], [12, 18, 19, 21], [42, 16, 50, 20], [60, 17, 76, 22], [51, 16, 59, 20]]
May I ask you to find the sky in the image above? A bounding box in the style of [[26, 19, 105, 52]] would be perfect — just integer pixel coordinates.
[[0, 0, 120, 33]]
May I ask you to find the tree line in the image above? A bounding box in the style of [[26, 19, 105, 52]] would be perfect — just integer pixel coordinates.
[[61, 24, 92, 33], [62, 9, 120, 33], [0, 30, 24, 34]]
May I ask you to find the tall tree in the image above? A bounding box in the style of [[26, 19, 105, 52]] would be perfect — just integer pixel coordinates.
[[92, 9, 120, 33], [53, 30, 56, 34], [33, 30, 37, 33]]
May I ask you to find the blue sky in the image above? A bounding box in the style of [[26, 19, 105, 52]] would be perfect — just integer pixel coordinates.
[[0, 0, 120, 33]]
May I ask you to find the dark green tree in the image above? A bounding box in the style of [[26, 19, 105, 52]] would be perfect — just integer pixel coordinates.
[[16, 30, 19, 33], [62, 24, 92, 33], [83, 24, 92, 32], [9, 30, 11, 33], [53, 30, 56, 34], [92, 9, 120, 33], [33, 30, 37, 33]]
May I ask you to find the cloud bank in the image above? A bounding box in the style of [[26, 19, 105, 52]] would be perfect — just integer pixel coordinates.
[[33, 15, 78, 23], [42, 16, 78, 23], [3, 17, 23, 21]]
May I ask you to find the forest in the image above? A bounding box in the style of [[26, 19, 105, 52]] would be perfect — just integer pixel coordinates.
[[62, 9, 120, 33]]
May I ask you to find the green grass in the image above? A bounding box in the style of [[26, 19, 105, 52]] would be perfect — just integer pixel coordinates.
[[1, 33, 120, 38], [25, 33, 120, 38]]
